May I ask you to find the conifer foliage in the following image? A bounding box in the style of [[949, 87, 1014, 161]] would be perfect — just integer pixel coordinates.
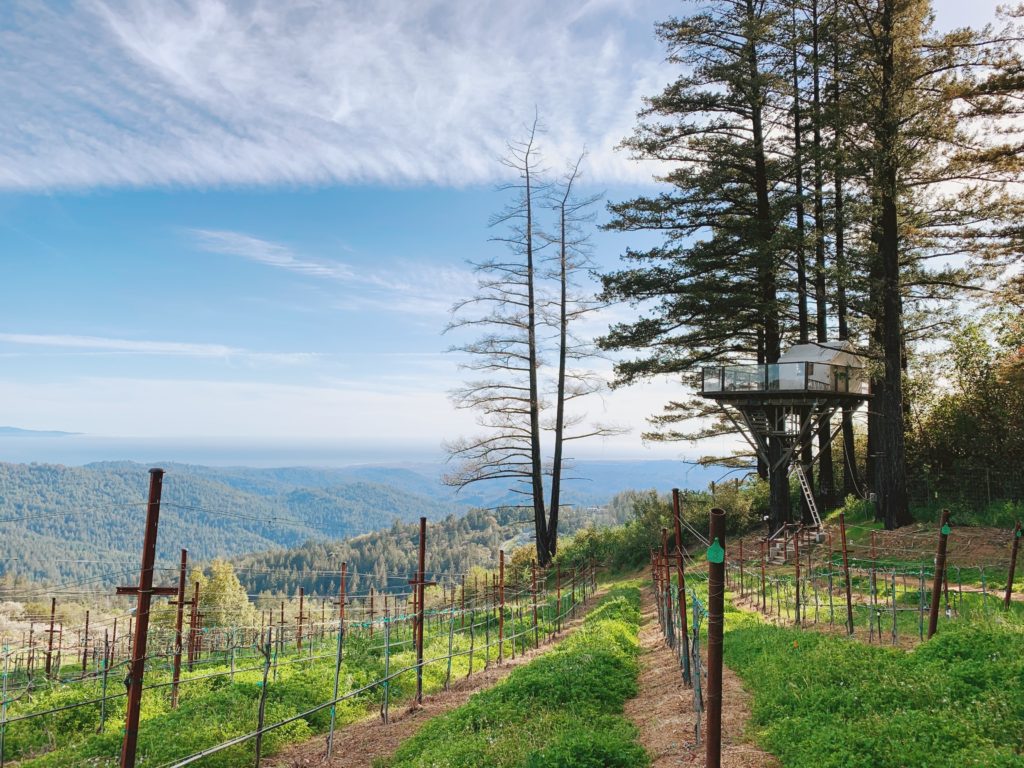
[[600, 0, 1024, 529]]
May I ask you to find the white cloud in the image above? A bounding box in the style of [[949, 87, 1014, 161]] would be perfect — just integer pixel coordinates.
[[191, 229, 355, 279], [0, 0, 672, 190], [0, 332, 316, 364], [190, 228, 477, 315]]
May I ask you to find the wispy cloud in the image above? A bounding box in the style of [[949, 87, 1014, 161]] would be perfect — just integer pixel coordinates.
[[191, 229, 355, 280], [0, 0, 671, 190], [0, 332, 316, 364], [190, 228, 476, 316]]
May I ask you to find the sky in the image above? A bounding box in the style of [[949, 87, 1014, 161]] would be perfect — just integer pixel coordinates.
[[0, 0, 1005, 463]]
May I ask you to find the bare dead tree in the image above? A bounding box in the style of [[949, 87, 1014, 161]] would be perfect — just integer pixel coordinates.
[[444, 128, 623, 564], [542, 153, 625, 556], [444, 118, 553, 564]]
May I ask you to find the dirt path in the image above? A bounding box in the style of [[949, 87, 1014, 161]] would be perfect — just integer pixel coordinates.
[[265, 592, 605, 768], [625, 588, 779, 768]]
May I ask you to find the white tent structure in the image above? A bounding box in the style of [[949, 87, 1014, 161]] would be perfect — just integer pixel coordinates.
[[775, 340, 868, 393]]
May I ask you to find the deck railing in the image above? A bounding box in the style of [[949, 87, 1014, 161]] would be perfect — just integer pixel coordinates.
[[701, 361, 868, 395]]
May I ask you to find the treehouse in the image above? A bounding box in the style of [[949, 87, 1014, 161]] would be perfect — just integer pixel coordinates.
[[699, 341, 871, 546], [701, 341, 869, 398]]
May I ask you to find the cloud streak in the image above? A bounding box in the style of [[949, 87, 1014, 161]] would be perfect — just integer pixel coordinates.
[[0, 332, 316, 364], [0, 0, 671, 191], [190, 228, 476, 316]]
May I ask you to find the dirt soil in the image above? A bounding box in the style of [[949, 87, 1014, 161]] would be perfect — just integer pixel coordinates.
[[264, 591, 605, 768], [625, 588, 780, 768]]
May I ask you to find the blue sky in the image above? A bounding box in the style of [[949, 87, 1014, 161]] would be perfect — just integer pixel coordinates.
[[0, 0, 1003, 460]]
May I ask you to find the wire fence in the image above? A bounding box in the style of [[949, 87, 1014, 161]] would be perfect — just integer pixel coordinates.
[[0, 559, 598, 767]]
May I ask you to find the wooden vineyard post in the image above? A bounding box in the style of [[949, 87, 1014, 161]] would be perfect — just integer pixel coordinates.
[[498, 550, 506, 664], [1006, 521, 1022, 610], [80, 610, 90, 678], [187, 582, 200, 671], [381, 606, 392, 723], [44, 598, 56, 678], [760, 540, 767, 612], [556, 563, 562, 633], [296, 587, 305, 652], [739, 539, 745, 599], [531, 561, 539, 648], [870, 531, 878, 641], [118, 468, 178, 768], [169, 549, 190, 709], [706, 508, 726, 768], [927, 510, 951, 639], [672, 488, 691, 686], [661, 528, 674, 649], [326, 562, 347, 759], [840, 513, 854, 635], [794, 530, 802, 626]]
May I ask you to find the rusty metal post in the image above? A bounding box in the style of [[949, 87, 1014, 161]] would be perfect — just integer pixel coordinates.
[[1006, 521, 1022, 610], [839, 513, 854, 635], [119, 468, 168, 768], [415, 517, 427, 703], [927, 510, 951, 639], [326, 562, 346, 758], [498, 550, 506, 663], [170, 549, 188, 708], [706, 508, 726, 768], [671, 488, 691, 685]]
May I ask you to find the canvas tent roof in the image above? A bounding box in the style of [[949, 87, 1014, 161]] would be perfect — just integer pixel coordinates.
[[776, 340, 863, 367]]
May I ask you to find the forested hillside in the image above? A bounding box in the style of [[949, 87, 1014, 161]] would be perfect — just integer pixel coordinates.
[[233, 502, 634, 598], [0, 462, 454, 585], [0, 460, 698, 587]]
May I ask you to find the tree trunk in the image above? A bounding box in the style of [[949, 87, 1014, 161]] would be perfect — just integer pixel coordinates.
[[832, 14, 859, 501], [524, 155, 550, 563], [548, 202, 569, 560], [747, 0, 782, 527], [810, 0, 835, 510], [872, 0, 911, 530]]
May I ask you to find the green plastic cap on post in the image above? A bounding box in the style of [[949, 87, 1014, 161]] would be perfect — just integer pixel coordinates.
[[707, 538, 725, 564]]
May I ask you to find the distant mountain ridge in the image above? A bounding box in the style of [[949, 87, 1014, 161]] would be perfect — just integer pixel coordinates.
[[0, 458, 712, 587]]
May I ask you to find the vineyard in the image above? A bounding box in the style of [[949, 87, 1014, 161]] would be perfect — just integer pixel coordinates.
[[1, 468, 1022, 767], [0, 470, 598, 767]]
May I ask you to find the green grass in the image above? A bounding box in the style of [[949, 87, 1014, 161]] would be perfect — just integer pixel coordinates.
[[725, 616, 1024, 767], [382, 583, 649, 768]]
